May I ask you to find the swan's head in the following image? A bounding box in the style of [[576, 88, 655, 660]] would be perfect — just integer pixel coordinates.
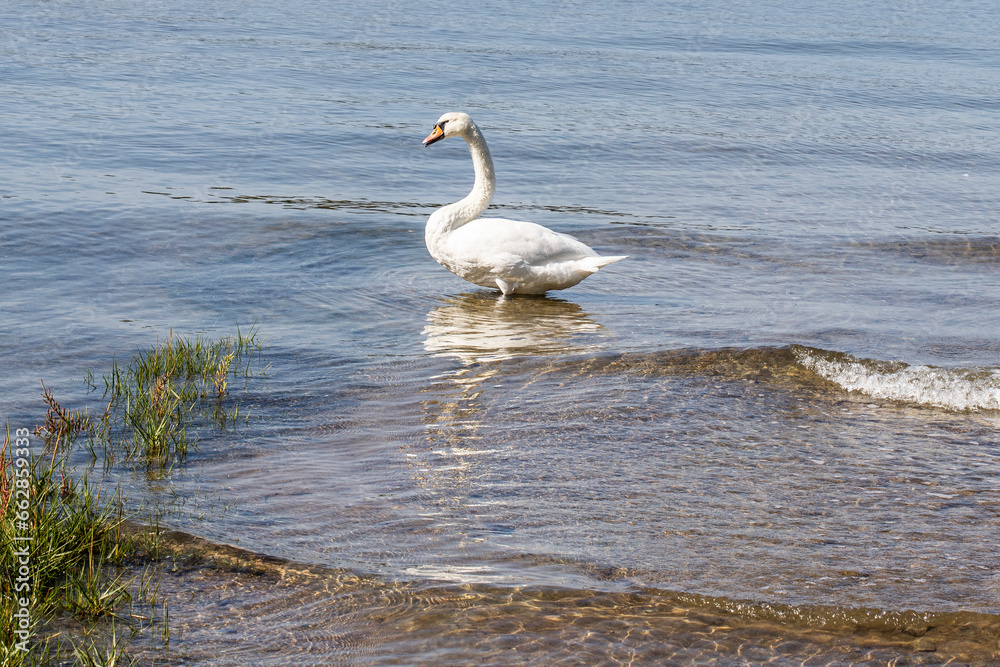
[[422, 112, 475, 147]]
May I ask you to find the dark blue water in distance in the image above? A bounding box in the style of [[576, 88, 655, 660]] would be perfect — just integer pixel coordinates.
[[2, 0, 999, 663]]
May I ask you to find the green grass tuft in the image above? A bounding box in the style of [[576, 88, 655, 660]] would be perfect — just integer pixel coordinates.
[[96, 325, 265, 468], [2, 327, 265, 663], [1, 425, 146, 665]]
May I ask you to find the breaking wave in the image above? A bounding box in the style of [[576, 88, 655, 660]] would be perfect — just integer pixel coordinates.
[[794, 347, 1000, 412]]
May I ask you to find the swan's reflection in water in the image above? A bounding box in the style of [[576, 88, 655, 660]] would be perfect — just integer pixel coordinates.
[[421, 291, 603, 446], [405, 293, 605, 573], [423, 292, 602, 364]]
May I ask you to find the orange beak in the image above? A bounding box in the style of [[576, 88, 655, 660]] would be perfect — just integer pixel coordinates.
[[422, 124, 445, 146]]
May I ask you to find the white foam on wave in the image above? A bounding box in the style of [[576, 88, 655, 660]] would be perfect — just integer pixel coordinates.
[[794, 348, 1000, 412]]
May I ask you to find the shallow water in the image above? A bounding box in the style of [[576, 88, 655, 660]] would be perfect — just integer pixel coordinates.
[[121, 535, 1000, 665], [3, 0, 1000, 663]]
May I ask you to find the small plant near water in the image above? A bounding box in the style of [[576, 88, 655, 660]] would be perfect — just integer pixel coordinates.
[[1, 425, 149, 665], [93, 325, 264, 468], [35, 381, 95, 446], [2, 328, 265, 663]]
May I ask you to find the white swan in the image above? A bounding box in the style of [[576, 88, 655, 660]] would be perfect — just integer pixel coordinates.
[[422, 112, 626, 296]]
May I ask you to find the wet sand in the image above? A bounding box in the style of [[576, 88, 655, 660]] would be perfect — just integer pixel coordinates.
[[120, 529, 1000, 665]]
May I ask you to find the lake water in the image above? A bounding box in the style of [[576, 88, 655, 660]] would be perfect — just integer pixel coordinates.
[[2, 0, 999, 663]]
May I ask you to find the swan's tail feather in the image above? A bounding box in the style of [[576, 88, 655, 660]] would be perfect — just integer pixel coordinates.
[[582, 255, 628, 272]]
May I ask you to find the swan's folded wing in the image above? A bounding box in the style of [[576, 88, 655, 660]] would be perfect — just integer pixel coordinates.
[[448, 218, 599, 265]]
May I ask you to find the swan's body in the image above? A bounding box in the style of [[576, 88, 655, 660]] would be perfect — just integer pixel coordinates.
[[422, 112, 626, 296]]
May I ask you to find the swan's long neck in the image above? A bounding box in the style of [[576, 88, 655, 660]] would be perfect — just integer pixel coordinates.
[[426, 123, 496, 248]]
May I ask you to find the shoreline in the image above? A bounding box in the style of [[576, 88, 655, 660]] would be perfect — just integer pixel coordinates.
[[116, 523, 1000, 665]]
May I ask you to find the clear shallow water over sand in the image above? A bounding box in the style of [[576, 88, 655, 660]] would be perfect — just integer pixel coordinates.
[[2, 0, 999, 663]]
